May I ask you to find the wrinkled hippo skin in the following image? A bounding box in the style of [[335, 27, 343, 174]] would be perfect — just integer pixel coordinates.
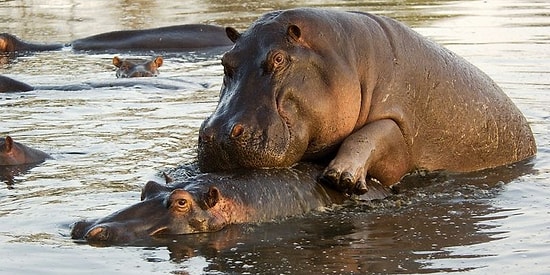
[[197, 8, 536, 195], [70, 163, 392, 245], [112, 56, 163, 78], [0, 75, 33, 93], [1, 24, 232, 54], [0, 136, 50, 165]]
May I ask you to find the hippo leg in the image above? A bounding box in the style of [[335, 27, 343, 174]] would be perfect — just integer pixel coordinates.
[[322, 119, 412, 195]]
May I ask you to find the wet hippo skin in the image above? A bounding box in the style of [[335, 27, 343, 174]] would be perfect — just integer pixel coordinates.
[[0, 75, 33, 93], [0, 24, 233, 54], [70, 163, 392, 244], [197, 8, 536, 195], [0, 136, 50, 165]]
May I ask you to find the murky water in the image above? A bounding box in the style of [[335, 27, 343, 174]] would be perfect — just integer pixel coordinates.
[[1, 0, 549, 274]]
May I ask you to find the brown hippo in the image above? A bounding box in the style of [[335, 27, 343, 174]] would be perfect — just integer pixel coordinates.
[[0, 75, 33, 93], [70, 163, 392, 244], [0, 136, 51, 165], [197, 8, 536, 195], [1, 24, 232, 54], [112, 56, 163, 78]]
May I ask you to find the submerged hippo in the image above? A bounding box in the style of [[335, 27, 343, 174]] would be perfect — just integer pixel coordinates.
[[0, 75, 33, 92], [197, 8, 536, 195], [0, 136, 50, 165], [70, 163, 392, 244], [112, 56, 163, 78], [0, 24, 233, 54]]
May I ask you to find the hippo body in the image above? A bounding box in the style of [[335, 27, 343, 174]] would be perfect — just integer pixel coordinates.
[[112, 56, 163, 78], [70, 163, 392, 244], [0, 33, 63, 53], [0, 136, 50, 166], [0, 75, 33, 93], [197, 8, 536, 195], [1, 24, 233, 54], [71, 24, 233, 52]]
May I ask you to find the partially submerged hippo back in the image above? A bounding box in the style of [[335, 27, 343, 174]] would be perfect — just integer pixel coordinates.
[[0, 75, 33, 93], [0, 136, 50, 165], [71, 163, 392, 244], [0, 33, 63, 53], [112, 56, 163, 78], [197, 8, 536, 194]]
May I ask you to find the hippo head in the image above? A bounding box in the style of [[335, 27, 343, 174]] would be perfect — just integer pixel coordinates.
[[112, 56, 163, 78], [71, 181, 227, 244], [197, 9, 363, 172]]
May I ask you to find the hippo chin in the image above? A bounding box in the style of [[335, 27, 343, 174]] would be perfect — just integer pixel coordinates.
[[70, 163, 392, 245], [112, 56, 163, 78], [0, 136, 51, 166], [197, 8, 536, 195]]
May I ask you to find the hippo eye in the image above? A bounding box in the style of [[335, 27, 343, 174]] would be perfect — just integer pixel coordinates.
[[176, 199, 187, 207]]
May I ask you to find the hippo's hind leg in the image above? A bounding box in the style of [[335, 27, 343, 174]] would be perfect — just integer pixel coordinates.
[[321, 119, 412, 195]]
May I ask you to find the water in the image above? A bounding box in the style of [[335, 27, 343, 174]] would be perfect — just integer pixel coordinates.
[[1, 0, 549, 274]]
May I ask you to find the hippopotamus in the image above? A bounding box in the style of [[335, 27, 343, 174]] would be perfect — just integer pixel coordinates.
[[197, 8, 536, 195], [0, 24, 233, 54], [0, 75, 33, 92], [70, 163, 392, 244], [0, 136, 51, 165], [112, 56, 163, 78]]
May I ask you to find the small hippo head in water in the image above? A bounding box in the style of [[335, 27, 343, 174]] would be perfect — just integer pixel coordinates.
[[71, 180, 231, 244], [112, 56, 163, 78], [0, 136, 50, 166]]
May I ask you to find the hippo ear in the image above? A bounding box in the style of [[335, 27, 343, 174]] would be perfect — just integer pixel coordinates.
[[225, 27, 240, 43], [3, 136, 14, 152], [287, 24, 302, 41], [162, 172, 173, 184], [112, 56, 122, 68], [154, 56, 163, 68], [203, 186, 221, 209]]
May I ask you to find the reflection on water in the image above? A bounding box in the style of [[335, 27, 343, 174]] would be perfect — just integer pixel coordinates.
[[0, 0, 549, 274]]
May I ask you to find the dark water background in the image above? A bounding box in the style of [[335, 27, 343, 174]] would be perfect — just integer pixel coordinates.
[[1, 0, 549, 274]]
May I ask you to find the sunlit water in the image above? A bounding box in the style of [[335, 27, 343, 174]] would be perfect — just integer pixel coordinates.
[[0, 0, 549, 274]]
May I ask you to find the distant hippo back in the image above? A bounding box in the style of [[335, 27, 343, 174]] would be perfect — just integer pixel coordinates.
[[197, 8, 535, 195]]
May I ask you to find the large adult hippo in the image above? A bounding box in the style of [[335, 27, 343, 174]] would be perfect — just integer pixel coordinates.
[[197, 8, 536, 195], [70, 163, 392, 244], [0, 24, 233, 54], [0, 136, 51, 165]]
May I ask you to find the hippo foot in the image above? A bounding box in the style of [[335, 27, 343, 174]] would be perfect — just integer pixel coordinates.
[[320, 167, 368, 196]]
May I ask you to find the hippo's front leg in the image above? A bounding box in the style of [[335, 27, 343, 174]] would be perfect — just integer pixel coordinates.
[[322, 119, 412, 195]]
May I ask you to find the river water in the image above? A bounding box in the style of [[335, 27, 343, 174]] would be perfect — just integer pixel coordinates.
[[0, 0, 549, 274]]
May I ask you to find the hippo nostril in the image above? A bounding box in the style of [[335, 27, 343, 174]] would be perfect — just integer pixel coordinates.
[[230, 123, 244, 139]]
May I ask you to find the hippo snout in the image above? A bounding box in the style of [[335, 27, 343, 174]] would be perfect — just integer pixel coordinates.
[[197, 113, 296, 172]]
